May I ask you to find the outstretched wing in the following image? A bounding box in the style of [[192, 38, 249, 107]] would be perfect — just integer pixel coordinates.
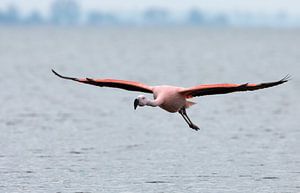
[[180, 75, 290, 98], [52, 69, 153, 93]]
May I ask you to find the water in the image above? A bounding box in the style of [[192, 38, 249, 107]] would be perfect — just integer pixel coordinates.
[[0, 27, 300, 193]]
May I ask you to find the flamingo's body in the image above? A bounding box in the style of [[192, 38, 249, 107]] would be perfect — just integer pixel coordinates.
[[152, 86, 188, 113], [52, 69, 289, 131]]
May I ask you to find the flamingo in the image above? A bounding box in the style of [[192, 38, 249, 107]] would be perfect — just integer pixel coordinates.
[[52, 69, 290, 131]]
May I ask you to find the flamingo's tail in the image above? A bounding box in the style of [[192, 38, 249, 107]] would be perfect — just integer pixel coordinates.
[[185, 101, 196, 109]]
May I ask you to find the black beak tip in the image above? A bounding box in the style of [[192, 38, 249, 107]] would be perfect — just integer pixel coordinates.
[[134, 99, 138, 110]]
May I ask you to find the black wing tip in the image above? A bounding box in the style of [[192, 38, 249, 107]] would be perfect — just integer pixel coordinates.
[[51, 69, 77, 81], [280, 74, 291, 83], [52, 69, 63, 78]]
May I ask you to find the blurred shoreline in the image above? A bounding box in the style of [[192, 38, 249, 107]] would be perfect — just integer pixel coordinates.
[[0, 0, 299, 28], [1, 25, 300, 31]]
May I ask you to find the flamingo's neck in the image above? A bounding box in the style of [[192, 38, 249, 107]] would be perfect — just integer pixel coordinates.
[[146, 97, 163, 107]]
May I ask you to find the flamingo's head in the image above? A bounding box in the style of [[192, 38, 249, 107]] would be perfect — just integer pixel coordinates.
[[134, 95, 148, 110]]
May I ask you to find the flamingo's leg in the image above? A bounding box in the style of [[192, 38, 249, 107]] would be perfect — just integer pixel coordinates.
[[179, 110, 192, 126], [179, 108, 200, 131]]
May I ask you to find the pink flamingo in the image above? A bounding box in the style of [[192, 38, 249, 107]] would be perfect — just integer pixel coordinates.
[[52, 70, 289, 131]]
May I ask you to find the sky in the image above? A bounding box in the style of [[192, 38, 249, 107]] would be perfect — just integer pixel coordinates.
[[0, 0, 300, 16]]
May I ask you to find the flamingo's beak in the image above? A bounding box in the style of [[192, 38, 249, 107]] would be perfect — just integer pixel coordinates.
[[134, 98, 139, 110]]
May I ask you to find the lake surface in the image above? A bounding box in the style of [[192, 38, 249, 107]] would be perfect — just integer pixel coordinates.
[[0, 27, 299, 193]]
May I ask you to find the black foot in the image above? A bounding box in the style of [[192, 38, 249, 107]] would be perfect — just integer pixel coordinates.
[[190, 123, 200, 131]]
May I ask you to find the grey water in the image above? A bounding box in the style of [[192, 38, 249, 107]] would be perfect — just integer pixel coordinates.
[[0, 27, 299, 193]]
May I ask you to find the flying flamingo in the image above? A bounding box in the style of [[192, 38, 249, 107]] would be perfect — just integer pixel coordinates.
[[52, 69, 289, 131]]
